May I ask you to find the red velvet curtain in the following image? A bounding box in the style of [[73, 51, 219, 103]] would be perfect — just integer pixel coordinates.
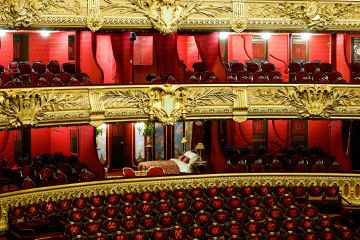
[[194, 33, 227, 81], [153, 33, 185, 82], [207, 121, 227, 173], [110, 33, 133, 84]]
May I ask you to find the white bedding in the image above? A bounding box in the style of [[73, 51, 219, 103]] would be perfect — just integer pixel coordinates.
[[170, 158, 192, 173], [170, 151, 200, 173]]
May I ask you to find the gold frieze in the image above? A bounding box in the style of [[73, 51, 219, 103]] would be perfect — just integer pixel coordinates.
[[0, 0, 359, 32], [0, 84, 359, 129]]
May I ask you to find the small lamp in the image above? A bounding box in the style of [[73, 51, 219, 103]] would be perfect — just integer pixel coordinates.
[[195, 142, 205, 161], [181, 137, 188, 153]]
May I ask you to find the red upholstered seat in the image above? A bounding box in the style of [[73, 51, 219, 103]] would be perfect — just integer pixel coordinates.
[[252, 71, 268, 82], [246, 62, 260, 73], [62, 62, 77, 74], [261, 62, 276, 73], [47, 62, 61, 74], [18, 63, 32, 74], [32, 62, 47, 74], [122, 167, 136, 178], [146, 166, 165, 176], [304, 62, 317, 74], [319, 62, 333, 73], [296, 71, 312, 83], [268, 71, 282, 82]]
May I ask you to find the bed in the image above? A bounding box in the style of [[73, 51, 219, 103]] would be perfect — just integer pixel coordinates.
[[137, 151, 200, 175]]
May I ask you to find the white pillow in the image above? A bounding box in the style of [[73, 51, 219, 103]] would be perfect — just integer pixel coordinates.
[[189, 154, 200, 165], [184, 150, 197, 159]]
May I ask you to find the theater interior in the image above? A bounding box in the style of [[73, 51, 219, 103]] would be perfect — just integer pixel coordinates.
[[0, 0, 360, 239]]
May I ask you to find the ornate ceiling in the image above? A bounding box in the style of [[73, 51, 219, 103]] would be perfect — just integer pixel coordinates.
[[0, 0, 359, 34]]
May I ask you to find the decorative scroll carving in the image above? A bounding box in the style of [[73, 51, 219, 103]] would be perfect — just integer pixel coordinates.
[[0, 173, 359, 232], [0, 84, 358, 129], [248, 1, 353, 31], [101, 0, 231, 34], [87, 0, 103, 31], [89, 90, 105, 127], [0, 0, 80, 27], [231, 1, 247, 32], [0, 90, 88, 128], [251, 86, 360, 118]]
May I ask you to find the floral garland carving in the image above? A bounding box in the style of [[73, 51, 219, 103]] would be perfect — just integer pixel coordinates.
[[248, 1, 353, 31], [101, 0, 231, 34], [0, 90, 88, 128], [0, 0, 81, 27], [251, 86, 360, 118]]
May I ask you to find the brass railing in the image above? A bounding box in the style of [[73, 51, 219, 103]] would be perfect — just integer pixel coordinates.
[[0, 172, 359, 232]]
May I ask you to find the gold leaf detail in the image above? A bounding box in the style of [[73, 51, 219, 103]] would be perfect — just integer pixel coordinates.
[[101, 0, 231, 34], [251, 86, 360, 118]]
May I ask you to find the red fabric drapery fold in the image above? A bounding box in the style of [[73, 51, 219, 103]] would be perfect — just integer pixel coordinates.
[[110, 33, 133, 84], [153, 33, 185, 82], [194, 33, 227, 81]]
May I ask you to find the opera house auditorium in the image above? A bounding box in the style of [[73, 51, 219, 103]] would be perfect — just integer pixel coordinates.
[[0, 0, 360, 239]]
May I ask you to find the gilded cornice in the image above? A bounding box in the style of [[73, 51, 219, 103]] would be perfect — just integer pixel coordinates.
[[0, 172, 359, 232], [0, 84, 359, 129], [0, 0, 359, 33]]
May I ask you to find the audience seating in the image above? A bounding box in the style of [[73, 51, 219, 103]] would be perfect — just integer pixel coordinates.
[[7, 183, 354, 240], [0, 60, 93, 87], [186, 62, 217, 83], [225, 146, 343, 174]]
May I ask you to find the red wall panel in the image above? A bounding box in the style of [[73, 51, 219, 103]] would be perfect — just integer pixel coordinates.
[[0, 33, 14, 67], [267, 120, 288, 154], [50, 127, 71, 155], [228, 34, 253, 63], [329, 121, 351, 171], [79, 31, 103, 84], [96, 35, 117, 84], [177, 36, 200, 70], [308, 120, 331, 152], [79, 125, 105, 179], [31, 128, 51, 157], [29, 33, 49, 63], [309, 34, 331, 62], [48, 32, 75, 64], [234, 120, 252, 148], [0, 130, 16, 165], [268, 34, 289, 82]]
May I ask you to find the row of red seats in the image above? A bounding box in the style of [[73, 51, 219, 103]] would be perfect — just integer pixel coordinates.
[[288, 61, 345, 83], [9, 184, 353, 239], [350, 62, 360, 82], [3, 60, 77, 75], [0, 71, 92, 87]]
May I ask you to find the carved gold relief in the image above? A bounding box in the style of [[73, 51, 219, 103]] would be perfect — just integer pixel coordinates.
[[101, 0, 231, 34], [251, 85, 360, 118], [0, 0, 81, 27], [247, 1, 353, 31], [0, 84, 358, 129]]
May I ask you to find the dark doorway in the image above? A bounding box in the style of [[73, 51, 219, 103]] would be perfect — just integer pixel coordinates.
[[111, 136, 125, 169], [13, 34, 29, 62]]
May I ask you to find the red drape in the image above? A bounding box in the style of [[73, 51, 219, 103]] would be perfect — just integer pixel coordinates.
[[110, 33, 133, 84], [194, 33, 227, 81], [207, 121, 227, 173], [153, 33, 186, 82], [78, 32, 103, 84]]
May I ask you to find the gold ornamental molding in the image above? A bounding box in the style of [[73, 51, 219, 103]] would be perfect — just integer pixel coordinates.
[[0, 0, 360, 32], [0, 172, 359, 232], [1, 84, 360, 129]]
